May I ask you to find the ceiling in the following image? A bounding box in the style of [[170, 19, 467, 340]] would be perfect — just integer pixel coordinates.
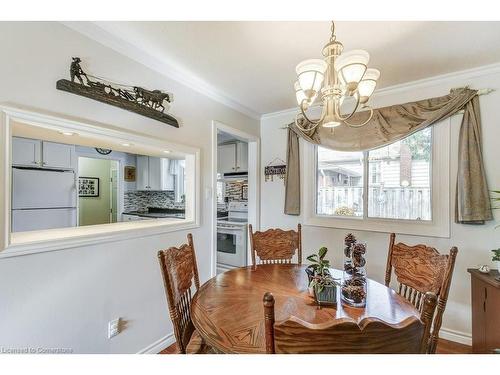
[[76, 21, 500, 116], [12, 121, 186, 159]]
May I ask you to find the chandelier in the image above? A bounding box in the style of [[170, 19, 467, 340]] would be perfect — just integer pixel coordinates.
[[294, 21, 380, 130]]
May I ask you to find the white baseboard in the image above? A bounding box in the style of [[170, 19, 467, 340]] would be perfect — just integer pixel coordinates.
[[137, 332, 175, 354], [439, 327, 472, 346]]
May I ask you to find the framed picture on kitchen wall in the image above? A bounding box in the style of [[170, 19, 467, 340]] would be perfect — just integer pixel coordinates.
[[242, 185, 248, 200], [124, 166, 136, 182], [79, 177, 100, 197]]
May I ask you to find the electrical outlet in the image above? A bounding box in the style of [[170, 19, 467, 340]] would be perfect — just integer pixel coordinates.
[[108, 318, 121, 339]]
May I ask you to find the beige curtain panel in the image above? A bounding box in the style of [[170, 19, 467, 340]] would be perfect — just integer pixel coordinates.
[[285, 87, 493, 224]]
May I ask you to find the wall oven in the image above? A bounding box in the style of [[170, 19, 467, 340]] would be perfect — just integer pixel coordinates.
[[216, 201, 248, 273], [216, 222, 247, 269]]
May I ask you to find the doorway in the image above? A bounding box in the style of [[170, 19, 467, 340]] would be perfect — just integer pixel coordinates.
[[211, 121, 260, 277], [78, 157, 120, 226]]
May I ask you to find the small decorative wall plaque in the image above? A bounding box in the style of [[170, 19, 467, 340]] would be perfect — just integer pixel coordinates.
[[264, 157, 287, 183], [56, 57, 179, 127], [124, 166, 136, 182], [79, 177, 100, 197]]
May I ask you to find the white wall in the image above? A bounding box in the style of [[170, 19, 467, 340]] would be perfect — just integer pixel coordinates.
[[260, 66, 500, 343], [0, 22, 259, 353]]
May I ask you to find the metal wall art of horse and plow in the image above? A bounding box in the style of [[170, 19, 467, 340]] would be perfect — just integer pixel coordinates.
[[56, 57, 179, 127]]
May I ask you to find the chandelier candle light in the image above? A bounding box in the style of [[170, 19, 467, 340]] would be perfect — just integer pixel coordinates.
[[294, 21, 380, 131]]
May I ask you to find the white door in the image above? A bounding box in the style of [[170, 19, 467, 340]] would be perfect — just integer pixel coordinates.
[[236, 142, 248, 173], [12, 137, 41, 167], [12, 168, 77, 209], [148, 157, 162, 190], [136, 155, 150, 190], [218, 143, 237, 174], [42, 141, 75, 169]]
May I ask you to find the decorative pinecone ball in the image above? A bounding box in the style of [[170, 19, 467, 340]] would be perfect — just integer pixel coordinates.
[[344, 233, 357, 247], [353, 254, 366, 268], [352, 243, 366, 255], [344, 233, 357, 257]]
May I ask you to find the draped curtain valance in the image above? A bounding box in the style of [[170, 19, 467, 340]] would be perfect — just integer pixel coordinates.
[[284, 87, 493, 224]]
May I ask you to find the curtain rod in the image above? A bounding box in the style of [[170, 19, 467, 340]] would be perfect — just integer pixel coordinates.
[[456, 88, 494, 96], [280, 88, 495, 129], [477, 88, 495, 95]]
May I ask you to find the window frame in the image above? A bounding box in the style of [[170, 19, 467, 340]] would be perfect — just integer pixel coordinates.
[[303, 119, 451, 238], [0, 105, 201, 258]]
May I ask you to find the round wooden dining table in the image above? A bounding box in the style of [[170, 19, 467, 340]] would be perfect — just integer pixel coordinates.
[[191, 264, 419, 354]]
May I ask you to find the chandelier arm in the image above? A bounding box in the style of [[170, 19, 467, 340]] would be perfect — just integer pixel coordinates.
[[343, 106, 374, 128], [333, 92, 362, 122], [293, 99, 328, 132], [294, 112, 320, 132], [299, 100, 322, 125]]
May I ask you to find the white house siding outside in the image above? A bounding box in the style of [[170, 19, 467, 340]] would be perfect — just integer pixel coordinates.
[[317, 129, 432, 220]]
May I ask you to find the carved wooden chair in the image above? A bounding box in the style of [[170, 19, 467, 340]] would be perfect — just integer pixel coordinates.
[[385, 233, 458, 354], [157, 234, 210, 354], [248, 224, 302, 267], [263, 291, 437, 354]]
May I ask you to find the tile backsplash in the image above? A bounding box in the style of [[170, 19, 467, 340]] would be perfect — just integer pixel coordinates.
[[124, 191, 184, 212], [225, 181, 247, 201], [217, 181, 247, 212]]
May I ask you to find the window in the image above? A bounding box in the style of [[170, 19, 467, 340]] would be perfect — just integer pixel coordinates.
[[316, 127, 432, 221], [317, 148, 364, 217], [368, 128, 431, 220]]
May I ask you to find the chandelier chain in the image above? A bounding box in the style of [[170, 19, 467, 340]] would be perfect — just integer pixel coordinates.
[[329, 21, 336, 42]]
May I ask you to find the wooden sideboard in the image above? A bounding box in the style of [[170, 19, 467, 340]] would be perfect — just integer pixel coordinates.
[[468, 269, 500, 353]]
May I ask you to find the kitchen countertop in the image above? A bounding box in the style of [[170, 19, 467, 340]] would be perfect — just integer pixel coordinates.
[[123, 209, 185, 219]]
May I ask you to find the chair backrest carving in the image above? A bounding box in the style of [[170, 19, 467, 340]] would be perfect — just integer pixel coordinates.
[[385, 233, 458, 353], [263, 291, 437, 354], [249, 224, 302, 266], [158, 233, 200, 353]]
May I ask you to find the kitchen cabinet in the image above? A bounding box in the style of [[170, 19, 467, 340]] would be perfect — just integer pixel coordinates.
[[12, 137, 75, 170], [136, 155, 150, 190], [218, 143, 237, 174], [468, 269, 500, 353], [217, 142, 248, 174], [136, 156, 174, 191], [12, 137, 41, 167], [236, 141, 248, 172], [42, 141, 74, 169]]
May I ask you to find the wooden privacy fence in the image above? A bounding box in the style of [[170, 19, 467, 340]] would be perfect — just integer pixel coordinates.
[[317, 186, 431, 220]]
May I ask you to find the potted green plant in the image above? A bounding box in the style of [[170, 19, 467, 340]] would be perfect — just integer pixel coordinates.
[[492, 249, 500, 271], [306, 246, 328, 276], [306, 247, 339, 306]]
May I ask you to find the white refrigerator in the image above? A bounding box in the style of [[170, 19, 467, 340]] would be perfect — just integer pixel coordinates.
[[12, 168, 77, 232]]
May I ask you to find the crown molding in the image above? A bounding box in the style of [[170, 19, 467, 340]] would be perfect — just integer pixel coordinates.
[[261, 61, 500, 120], [60, 21, 261, 120]]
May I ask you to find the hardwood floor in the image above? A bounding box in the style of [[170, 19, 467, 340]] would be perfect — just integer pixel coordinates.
[[435, 339, 472, 354], [159, 338, 471, 354], [160, 343, 179, 354]]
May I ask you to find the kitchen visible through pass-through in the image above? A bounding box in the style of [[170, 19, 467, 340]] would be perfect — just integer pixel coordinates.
[[10, 121, 188, 234]]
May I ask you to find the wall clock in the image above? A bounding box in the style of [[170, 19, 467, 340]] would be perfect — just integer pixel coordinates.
[[95, 148, 112, 155]]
